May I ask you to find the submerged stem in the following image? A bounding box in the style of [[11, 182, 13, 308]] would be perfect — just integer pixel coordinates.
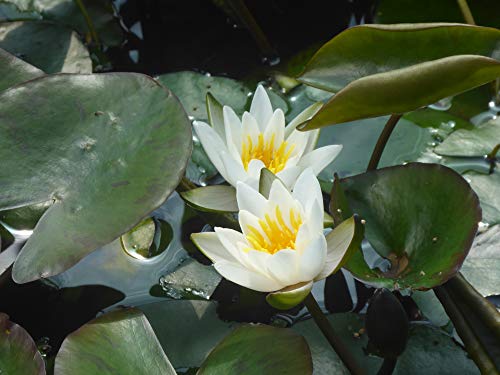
[[366, 114, 402, 171], [456, 0, 476, 25], [74, 0, 101, 47], [303, 293, 365, 375]]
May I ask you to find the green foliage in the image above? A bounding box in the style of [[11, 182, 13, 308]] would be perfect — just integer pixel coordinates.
[[0, 72, 191, 283]]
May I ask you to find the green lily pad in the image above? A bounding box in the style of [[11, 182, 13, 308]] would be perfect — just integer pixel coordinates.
[[403, 108, 474, 131], [0, 0, 123, 47], [298, 23, 500, 93], [0, 73, 191, 283], [0, 312, 45, 375], [0, 47, 43, 92], [55, 308, 176, 375], [157, 71, 250, 120], [180, 185, 238, 213], [294, 312, 479, 374], [198, 325, 312, 375], [464, 170, 500, 225], [0, 201, 51, 230], [301, 55, 500, 129], [339, 163, 481, 290], [0, 21, 91, 73], [412, 290, 450, 327], [436, 117, 500, 157], [461, 224, 500, 297]]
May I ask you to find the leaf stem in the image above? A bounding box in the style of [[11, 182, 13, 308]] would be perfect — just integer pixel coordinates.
[[74, 0, 101, 47], [303, 293, 365, 375], [487, 143, 500, 174], [456, 0, 476, 25], [367, 114, 402, 171], [434, 283, 497, 374], [377, 358, 397, 375]]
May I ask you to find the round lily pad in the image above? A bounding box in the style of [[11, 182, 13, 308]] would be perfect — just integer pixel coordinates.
[[0, 72, 191, 283], [339, 163, 481, 290], [0, 47, 43, 92]]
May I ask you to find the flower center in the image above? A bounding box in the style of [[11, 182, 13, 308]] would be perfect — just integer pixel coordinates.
[[241, 133, 294, 174], [245, 206, 302, 254]]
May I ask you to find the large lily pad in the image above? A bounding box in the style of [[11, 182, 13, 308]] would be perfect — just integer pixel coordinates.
[[0, 312, 45, 375], [461, 224, 500, 297], [298, 23, 500, 92], [0, 47, 43, 92], [338, 163, 481, 290], [436, 117, 500, 156], [0, 0, 123, 46], [198, 325, 313, 375], [464, 170, 500, 225], [0, 20, 91, 74], [55, 308, 176, 375], [301, 55, 500, 128], [0, 73, 191, 283]]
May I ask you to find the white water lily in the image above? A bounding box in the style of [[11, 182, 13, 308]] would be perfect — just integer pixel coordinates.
[[191, 169, 356, 295], [193, 85, 342, 189]]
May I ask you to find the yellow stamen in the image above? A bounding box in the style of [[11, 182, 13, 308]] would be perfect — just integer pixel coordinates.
[[245, 206, 303, 254], [241, 133, 295, 173]]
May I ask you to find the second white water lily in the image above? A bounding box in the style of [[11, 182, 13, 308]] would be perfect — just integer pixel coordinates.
[[194, 85, 342, 188], [191, 169, 360, 307]]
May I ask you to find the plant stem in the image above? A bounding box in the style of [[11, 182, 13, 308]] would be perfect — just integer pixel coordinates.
[[456, 0, 476, 25], [74, 0, 101, 47], [367, 114, 402, 171], [303, 293, 365, 375], [176, 177, 197, 192], [434, 284, 497, 374]]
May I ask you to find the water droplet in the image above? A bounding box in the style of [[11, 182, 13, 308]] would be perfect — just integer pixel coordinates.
[[261, 55, 281, 66], [36, 337, 52, 357], [432, 237, 438, 243], [420, 270, 426, 276], [361, 219, 366, 225], [336, 208, 342, 213], [429, 96, 453, 111]]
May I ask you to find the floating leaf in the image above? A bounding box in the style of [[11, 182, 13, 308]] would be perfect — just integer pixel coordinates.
[[301, 55, 500, 128], [299, 23, 500, 92], [461, 224, 500, 297], [436, 117, 500, 157], [55, 308, 176, 375], [0, 201, 51, 230], [181, 185, 238, 213], [157, 71, 250, 120], [0, 73, 191, 283], [0, 0, 123, 46], [294, 312, 479, 374], [339, 163, 481, 290], [0, 313, 45, 375], [0, 47, 43, 92], [198, 325, 312, 375], [464, 170, 500, 225], [0, 21, 91, 73]]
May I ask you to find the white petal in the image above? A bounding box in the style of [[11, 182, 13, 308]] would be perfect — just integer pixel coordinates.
[[295, 222, 314, 252], [247, 159, 265, 180], [264, 109, 285, 145], [245, 249, 271, 273], [266, 249, 299, 286], [236, 181, 268, 217], [221, 152, 247, 187], [292, 168, 323, 212], [250, 85, 273, 131], [276, 167, 301, 189], [298, 234, 327, 281], [223, 106, 243, 160], [238, 209, 265, 240], [191, 232, 237, 263], [306, 200, 324, 235], [298, 145, 343, 175], [193, 121, 229, 178], [304, 129, 320, 154], [241, 112, 260, 142], [284, 102, 323, 138], [214, 227, 246, 264], [286, 129, 310, 159], [215, 260, 282, 292]]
